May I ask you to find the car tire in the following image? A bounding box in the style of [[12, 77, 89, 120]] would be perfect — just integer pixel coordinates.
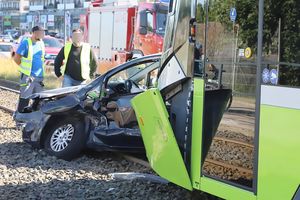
[[44, 118, 86, 161]]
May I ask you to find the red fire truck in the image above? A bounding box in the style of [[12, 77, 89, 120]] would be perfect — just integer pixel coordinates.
[[83, 0, 168, 73]]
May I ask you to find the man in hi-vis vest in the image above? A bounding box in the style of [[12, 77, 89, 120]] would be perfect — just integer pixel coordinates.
[[54, 29, 97, 87], [13, 26, 45, 113]]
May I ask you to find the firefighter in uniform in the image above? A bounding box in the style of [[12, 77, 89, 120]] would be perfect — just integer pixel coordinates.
[[54, 28, 97, 87], [13, 26, 45, 113]]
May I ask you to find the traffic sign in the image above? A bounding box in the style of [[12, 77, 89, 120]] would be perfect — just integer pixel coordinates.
[[262, 68, 270, 84], [270, 69, 278, 85], [238, 49, 245, 57], [245, 47, 252, 59], [230, 8, 237, 22]]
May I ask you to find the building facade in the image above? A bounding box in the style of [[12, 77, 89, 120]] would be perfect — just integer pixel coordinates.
[[0, 0, 91, 36], [0, 0, 29, 33], [28, 0, 92, 38]]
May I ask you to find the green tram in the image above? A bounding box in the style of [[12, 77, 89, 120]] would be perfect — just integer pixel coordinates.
[[131, 0, 300, 199]]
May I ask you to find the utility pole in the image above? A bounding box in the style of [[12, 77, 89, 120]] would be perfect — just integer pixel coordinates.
[[230, 7, 237, 91], [277, 18, 281, 74], [64, 0, 66, 43], [277, 18, 281, 63], [232, 24, 239, 92], [43, 0, 45, 29]]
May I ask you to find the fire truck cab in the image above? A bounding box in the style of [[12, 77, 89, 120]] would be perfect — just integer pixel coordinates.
[[85, 0, 168, 74]]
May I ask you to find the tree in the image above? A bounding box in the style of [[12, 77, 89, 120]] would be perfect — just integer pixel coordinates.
[[205, 0, 300, 86]]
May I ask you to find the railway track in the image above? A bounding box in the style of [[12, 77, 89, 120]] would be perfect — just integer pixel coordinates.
[[0, 85, 19, 94], [0, 104, 14, 114], [0, 80, 254, 182], [0, 79, 19, 90], [203, 134, 254, 181], [205, 158, 253, 176], [124, 137, 255, 175], [0, 85, 19, 114], [124, 136, 255, 173], [213, 136, 254, 148], [0, 83, 152, 171]]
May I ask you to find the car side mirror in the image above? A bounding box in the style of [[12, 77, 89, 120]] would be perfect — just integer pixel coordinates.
[[139, 10, 147, 27], [139, 27, 147, 35], [125, 80, 133, 93]]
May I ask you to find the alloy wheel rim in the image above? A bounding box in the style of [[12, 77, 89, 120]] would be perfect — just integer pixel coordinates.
[[50, 124, 74, 152]]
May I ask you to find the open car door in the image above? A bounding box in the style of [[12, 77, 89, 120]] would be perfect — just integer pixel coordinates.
[[131, 88, 192, 190]]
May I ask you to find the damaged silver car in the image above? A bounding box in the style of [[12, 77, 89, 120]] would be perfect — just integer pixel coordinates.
[[15, 54, 160, 160]]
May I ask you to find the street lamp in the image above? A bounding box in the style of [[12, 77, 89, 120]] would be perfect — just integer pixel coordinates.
[[63, 0, 71, 43], [33, 11, 41, 28], [64, 0, 66, 43], [231, 24, 239, 91]]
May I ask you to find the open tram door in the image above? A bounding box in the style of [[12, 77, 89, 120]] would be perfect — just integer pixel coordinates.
[[131, 0, 300, 199]]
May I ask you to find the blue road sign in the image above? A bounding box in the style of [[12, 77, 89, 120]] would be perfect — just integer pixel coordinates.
[[230, 8, 237, 22], [270, 69, 278, 85], [262, 68, 270, 84]]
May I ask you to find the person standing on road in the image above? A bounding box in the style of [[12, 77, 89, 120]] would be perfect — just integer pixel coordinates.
[[54, 29, 97, 87], [13, 26, 45, 113]]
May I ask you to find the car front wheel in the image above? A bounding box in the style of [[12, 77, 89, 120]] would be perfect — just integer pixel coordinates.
[[44, 118, 86, 161]]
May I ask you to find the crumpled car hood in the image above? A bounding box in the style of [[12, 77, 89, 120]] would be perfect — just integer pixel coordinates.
[[27, 85, 84, 99]]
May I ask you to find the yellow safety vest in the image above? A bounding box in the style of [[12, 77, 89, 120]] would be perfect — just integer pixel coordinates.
[[61, 42, 91, 80], [19, 38, 45, 77]]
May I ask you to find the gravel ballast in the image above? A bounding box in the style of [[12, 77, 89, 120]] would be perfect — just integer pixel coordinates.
[[0, 88, 18, 111], [0, 109, 217, 200], [0, 87, 238, 199]]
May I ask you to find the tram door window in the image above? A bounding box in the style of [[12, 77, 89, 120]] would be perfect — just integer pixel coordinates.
[[197, 0, 258, 189], [261, 1, 300, 88]]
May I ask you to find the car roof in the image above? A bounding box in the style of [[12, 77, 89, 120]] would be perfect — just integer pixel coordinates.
[[17, 35, 59, 43], [43, 35, 57, 38], [104, 53, 162, 79], [19, 35, 58, 39]]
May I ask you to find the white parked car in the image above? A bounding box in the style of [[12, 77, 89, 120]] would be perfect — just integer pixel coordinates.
[[0, 42, 12, 58], [0, 35, 14, 43]]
